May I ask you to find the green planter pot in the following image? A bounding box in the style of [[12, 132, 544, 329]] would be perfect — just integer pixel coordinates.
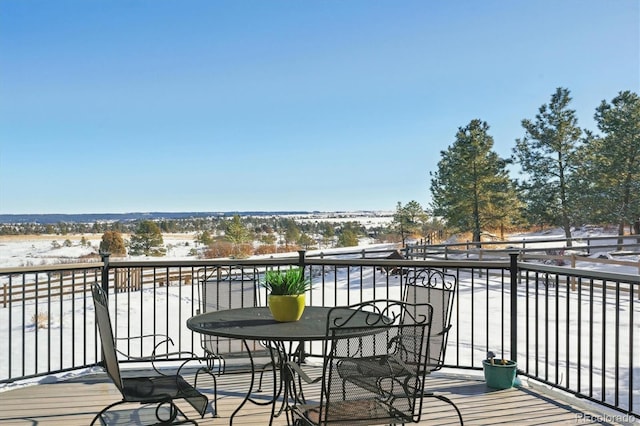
[[268, 294, 306, 322], [482, 359, 517, 389]]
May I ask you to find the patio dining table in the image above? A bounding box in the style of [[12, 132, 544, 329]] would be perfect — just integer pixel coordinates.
[[186, 305, 385, 425]]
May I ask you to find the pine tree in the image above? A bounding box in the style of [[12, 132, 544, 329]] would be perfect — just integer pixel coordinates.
[[223, 215, 253, 257], [431, 119, 521, 244], [337, 229, 359, 247], [195, 230, 214, 246], [128, 221, 165, 256], [392, 201, 428, 247], [297, 232, 316, 249], [584, 91, 640, 237], [224, 215, 251, 244], [283, 220, 301, 248], [319, 222, 335, 248], [513, 87, 582, 245]]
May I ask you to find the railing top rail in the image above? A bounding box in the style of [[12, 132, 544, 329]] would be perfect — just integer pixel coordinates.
[[305, 258, 511, 269], [2, 256, 635, 284], [306, 247, 399, 258], [107, 257, 511, 270], [409, 233, 640, 250], [518, 261, 640, 283], [0, 262, 103, 275], [108, 257, 299, 268]]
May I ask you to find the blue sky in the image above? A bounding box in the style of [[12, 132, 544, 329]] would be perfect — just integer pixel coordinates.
[[1, 0, 638, 214]]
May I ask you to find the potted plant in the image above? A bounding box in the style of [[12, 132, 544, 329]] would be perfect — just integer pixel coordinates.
[[483, 351, 517, 389], [261, 267, 312, 322]]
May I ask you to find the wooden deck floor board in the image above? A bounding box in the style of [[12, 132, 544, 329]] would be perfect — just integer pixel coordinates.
[[0, 368, 618, 425]]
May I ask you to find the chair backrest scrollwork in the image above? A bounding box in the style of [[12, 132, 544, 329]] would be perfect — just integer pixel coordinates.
[[403, 268, 457, 373]]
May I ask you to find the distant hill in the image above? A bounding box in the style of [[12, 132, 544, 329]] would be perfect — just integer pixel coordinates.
[[0, 211, 315, 224]]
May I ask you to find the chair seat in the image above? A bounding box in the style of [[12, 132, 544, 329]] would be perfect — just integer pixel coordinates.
[[296, 399, 412, 425], [337, 355, 418, 394], [338, 355, 414, 377], [122, 376, 208, 416]]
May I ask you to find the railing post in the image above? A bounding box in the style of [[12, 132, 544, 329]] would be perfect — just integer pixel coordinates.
[[571, 254, 577, 291], [100, 251, 111, 294], [509, 252, 518, 363], [297, 249, 306, 270]]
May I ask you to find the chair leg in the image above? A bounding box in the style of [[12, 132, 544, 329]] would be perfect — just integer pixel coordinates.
[[257, 360, 276, 392], [157, 400, 200, 425], [424, 393, 464, 425], [194, 367, 218, 417], [155, 399, 179, 424], [90, 400, 127, 425], [91, 399, 199, 426]]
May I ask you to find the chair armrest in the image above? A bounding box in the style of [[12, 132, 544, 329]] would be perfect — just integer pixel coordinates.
[[114, 334, 172, 359], [114, 334, 203, 376], [435, 324, 452, 336], [115, 333, 171, 345], [286, 360, 322, 385]]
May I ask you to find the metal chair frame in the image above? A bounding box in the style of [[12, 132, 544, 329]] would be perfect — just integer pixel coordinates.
[[195, 267, 264, 371], [90, 283, 210, 425], [193, 267, 276, 397], [402, 268, 463, 424], [289, 299, 434, 426], [402, 268, 457, 373]]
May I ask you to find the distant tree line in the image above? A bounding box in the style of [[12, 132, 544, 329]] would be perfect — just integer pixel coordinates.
[[3, 214, 418, 259], [0, 217, 215, 236]]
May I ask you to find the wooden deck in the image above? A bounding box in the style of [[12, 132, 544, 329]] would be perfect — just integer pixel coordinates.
[[0, 366, 618, 425]]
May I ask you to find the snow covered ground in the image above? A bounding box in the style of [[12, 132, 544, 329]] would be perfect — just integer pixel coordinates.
[[0, 233, 198, 269], [1, 225, 637, 271]]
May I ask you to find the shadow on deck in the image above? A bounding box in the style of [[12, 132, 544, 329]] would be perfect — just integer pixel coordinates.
[[0, 365, 620, 425]]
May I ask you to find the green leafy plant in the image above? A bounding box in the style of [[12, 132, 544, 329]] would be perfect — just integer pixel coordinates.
[[261, 267, 312, 295]]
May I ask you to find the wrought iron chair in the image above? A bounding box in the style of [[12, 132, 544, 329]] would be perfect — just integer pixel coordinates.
[[193, 267, 276, 393], [288, 299, 434, 425], [401, 268, 463, 424], [332, 268, 463, 424], [90, 283, 210, 425], [194, 267, 263, 373], [402, 268, 456, 375]]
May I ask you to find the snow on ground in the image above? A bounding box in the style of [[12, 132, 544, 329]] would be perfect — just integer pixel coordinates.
[[0, 212, 397, 269], [0, 233, 199, 269], [290, 211, 394, 229]]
